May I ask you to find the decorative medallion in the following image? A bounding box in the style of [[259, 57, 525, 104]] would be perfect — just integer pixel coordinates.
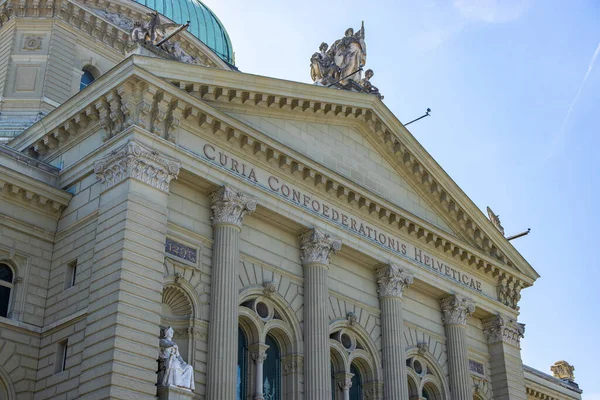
[[23, 36, 43, 51]]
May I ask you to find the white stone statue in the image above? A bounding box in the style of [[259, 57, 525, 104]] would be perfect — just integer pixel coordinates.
[[328, 21, 366, 84], [158, 327, 195, 391]]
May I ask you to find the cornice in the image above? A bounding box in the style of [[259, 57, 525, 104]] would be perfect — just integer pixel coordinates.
[[524, 365, 582, 396], [0, 163, 71, 213], [8, 57, 533, 308], [131, 56, 539, 283]]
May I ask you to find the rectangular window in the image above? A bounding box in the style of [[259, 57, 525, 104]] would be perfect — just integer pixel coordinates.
[[64, 260, 77, 289], [55, 339, 68, 374]]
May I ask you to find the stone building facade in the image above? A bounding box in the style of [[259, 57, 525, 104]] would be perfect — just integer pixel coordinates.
[[0, 0, 584, 398]]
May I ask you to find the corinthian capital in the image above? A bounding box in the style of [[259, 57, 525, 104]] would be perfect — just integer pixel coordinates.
[[440, 294, 476, 326], [299, 228, 342, 266], [482, 314, 525, 347], [210, 186, 257, 228], [94, 140, 180, 193], [374, 263, 413, 299]]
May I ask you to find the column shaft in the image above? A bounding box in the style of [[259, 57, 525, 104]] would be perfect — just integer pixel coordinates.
[[440, 294, 476, 400], [375, 263, 413, 400], [206, 186, 256, 400], [304, 263, 331, 399], [206, 224, 241, 399], [445, 324, 473, 400], [380, 297, 410, 400]]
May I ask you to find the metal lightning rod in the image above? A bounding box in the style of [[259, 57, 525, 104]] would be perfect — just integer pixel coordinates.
[[156, 21, 191, 47], [405, 108, 432, 126]]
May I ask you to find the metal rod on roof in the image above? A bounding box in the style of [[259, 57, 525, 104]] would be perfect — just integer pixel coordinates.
[[327, 67, 364, 87], [507, 228, 531, 241], [156, 21, 191, 47], [405, 108, 432, 126]]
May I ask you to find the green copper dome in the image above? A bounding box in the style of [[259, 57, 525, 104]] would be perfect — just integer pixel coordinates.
[[132, 0, 234, 65]]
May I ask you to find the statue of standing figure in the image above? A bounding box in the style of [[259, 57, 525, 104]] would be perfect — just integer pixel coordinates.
[[328, 21, 366, 84], [157, 327, 195, 391]]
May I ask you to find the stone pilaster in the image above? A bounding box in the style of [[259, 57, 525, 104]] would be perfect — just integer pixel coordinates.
[[440, 294, 476, 400], [206, 186, 256, 399], [483, 314, 527, 400], [79, 140, 180, 399], [374, 263, 413, 400], [299, 228, 342, 400]]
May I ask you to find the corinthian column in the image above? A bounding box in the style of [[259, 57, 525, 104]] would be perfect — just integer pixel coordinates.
[[206, 186, 256, 399], [299, 228, 342, 400], [483, 314, 527, 400], [374, 264, 413, 400], [440, 294, 476, 400]]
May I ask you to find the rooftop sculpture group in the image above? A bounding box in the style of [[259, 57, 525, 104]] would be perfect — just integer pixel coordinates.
[[130, 12, 198, 64], [310, 22, 383, 99]]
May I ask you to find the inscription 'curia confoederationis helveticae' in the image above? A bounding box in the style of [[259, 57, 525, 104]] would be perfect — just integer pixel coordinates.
[[199, 141, 487, 295]]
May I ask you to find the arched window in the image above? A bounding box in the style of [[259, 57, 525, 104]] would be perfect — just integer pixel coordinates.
[[79, 68, 96, 90], [263, 334, 281, 400], [0, 264, 14, 318], [237, 327, 248, 400], [349, 363, 362, 400]]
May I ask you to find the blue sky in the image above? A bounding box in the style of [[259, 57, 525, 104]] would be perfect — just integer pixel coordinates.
[[206, 0, 599, 396]]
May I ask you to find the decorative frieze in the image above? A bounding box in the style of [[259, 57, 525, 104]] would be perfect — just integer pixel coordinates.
[[482, 314, 525, 347], [374, 263, 413, 299], [298, 228, 342, 266], [440, 294, 475, 326], [22, 35, 43, 50], [93, 140, 181, 193], [209, 186, 257, 228]]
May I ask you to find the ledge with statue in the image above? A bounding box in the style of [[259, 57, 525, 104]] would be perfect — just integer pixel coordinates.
[[310, 22, 383, 99], [157, 326, 195, 400]]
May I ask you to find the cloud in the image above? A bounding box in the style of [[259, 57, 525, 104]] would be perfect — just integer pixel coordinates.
[[584, 394, 600, 400], [547, 41, 600, 158], [452, 0, 533, 23]]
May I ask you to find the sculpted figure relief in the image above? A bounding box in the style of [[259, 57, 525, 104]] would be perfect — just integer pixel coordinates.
[[310, 22, 382, 98], [130, 12, 198, 64], [158, 327, 195, 391]]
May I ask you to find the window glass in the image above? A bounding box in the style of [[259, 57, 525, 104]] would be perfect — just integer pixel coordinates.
[[349, 363, 362, 400], [263, 335, 281, 400], [237, 327, 247, 400], [0, 286, 10, 318], [0, 265, 13, 283], [80, 70, 95, 90]]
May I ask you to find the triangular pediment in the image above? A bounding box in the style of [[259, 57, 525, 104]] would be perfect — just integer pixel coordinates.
[[11, 55, 539, 288], [222, 111, 457, 235]]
